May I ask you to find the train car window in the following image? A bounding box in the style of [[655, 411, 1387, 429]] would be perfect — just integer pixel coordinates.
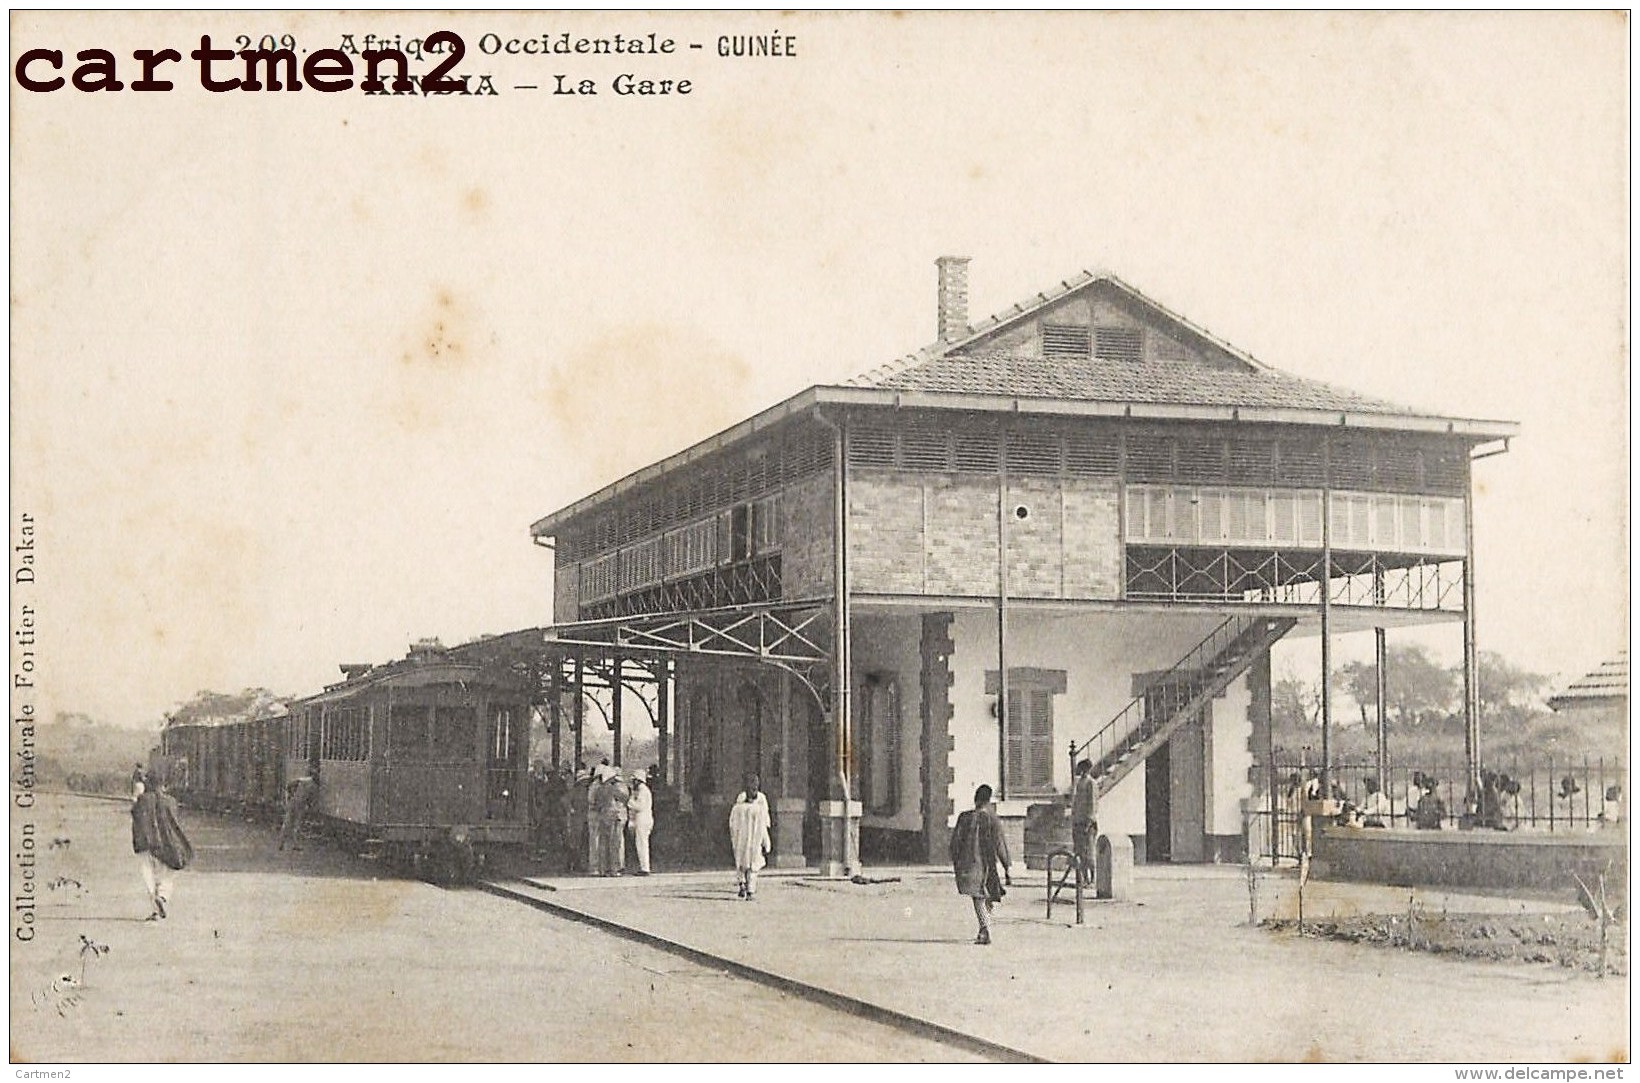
[[491, 707, 517, 762], [434, 705, 477, 758], [389, 704, 432, 757]]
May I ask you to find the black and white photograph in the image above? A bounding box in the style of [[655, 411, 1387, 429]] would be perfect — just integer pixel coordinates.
[[7, 10, 1630, 1068]]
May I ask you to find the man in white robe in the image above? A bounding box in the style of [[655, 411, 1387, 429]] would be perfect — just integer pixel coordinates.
[[627, 770, 655, 875], [727, 773, 771, 900]]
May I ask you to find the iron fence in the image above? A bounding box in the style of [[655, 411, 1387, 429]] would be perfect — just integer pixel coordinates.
[[1253, 757, 1626, 863]]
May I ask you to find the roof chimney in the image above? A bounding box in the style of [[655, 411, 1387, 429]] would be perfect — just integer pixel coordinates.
[[935, 256, 971, 344]]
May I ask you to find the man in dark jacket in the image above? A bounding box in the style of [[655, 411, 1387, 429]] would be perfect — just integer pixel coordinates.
[[131, 772, 193, 920], [950, 785, 1011, 945]]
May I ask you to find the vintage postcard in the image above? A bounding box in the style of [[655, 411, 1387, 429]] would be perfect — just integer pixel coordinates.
[[8, 10, 1630, 1070]]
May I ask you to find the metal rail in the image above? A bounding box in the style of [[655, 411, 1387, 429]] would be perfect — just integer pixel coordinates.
[[1069, 615, 1284, 787]]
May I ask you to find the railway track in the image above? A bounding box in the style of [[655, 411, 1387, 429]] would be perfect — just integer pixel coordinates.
[[478, 877, 1048, 1064]]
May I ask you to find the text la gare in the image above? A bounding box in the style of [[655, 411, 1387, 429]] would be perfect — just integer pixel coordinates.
[[555, 73, 690, 96]]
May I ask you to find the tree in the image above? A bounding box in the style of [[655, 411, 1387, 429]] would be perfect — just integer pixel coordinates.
[[1476, 650, 1549, 730], [1335, 643, 1457, 732], [1271, 670, 1322, 758]]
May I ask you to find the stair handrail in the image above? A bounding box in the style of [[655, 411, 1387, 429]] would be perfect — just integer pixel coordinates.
[[1066, 614, 1262, 784]]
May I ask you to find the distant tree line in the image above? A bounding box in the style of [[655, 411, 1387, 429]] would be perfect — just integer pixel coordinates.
[[1272, 646, 1615, 764]]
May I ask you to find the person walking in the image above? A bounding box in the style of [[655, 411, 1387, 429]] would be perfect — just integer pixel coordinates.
[[727, 773, 771, 900], [278, 770, 319, 851], [950, 784, 1011, 945], [627, 769, 654, 875], [1070, 759, 1098, 885], [600, 768, 630, 876], [131, 772, 193, 920]]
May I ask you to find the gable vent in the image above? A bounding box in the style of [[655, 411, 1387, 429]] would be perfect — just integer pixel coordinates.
[[1042, 324, 1092, 359], [1095, 326, 1144, 364]]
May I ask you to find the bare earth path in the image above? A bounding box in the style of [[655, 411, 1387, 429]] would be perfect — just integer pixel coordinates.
[[9, 794, 977, 1062], [11, 793, 1628, 1062]]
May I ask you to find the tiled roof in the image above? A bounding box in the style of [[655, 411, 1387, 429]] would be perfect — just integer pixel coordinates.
[[856, 350, 1420, 416], [1549, 652, 1629, 710], [844, 272, 1442, 418]]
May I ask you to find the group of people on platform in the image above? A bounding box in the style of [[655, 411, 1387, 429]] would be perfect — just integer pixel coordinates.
[[527, 761, 775, 893], [530, 760, 658, 876]]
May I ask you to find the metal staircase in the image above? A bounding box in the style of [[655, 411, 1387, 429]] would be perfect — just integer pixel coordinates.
[[1068, 615, 1297, 795]]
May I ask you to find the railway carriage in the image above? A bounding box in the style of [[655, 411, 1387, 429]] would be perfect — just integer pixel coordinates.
[[162, 641, 533, 882], [286, 641, 533, 879]]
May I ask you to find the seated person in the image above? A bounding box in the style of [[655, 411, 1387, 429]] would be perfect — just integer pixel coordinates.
[[1359, 778, 1392, 828], [1414, 781, 1446, 830]]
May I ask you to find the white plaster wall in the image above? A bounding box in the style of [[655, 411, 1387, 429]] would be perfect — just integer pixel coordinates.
[[1210, 678, 1253, 836], [944, 607, 1256, 847], [850, 612, 925, 832]]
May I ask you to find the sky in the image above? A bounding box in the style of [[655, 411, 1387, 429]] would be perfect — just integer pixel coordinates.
[[9, 11, 1629, 729]]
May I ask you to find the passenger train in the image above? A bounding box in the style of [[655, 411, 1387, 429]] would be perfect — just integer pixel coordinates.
[[159, 640, 533, 882]]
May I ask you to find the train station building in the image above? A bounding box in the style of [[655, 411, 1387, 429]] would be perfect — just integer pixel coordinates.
[[525, 259, 1517, 875]]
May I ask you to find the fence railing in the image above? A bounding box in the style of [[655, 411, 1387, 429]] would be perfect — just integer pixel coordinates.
[[1252, 758, 1627, 863]]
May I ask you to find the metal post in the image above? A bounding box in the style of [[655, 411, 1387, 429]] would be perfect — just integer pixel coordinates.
[[1374, 568, 1388, 793], [572, 656, 585, 768], [1462, 462, 1482, 802], [611, 656, 623, 767], [656, 660, 670, 786], [1320, 481, 1332, 798], [549, 667, 562, 771], [997, 424, 1010, 800]]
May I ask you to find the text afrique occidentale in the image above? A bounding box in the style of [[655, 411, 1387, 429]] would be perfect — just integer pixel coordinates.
[[13, 28, 797, 95]]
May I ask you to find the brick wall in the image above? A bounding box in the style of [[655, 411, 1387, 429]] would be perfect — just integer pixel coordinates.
[[782, 471, 835, 598], [924, 475, 999, 595], [848, 475, 924, 593], [1005, 477, 1063, 597], [848, 470, 1121, 600], [1062, 479, 1122, 597]]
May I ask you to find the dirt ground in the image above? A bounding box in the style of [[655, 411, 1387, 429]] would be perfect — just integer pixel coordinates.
[[8, 793, 976, 1063], [10, 793, 1630, 1064]]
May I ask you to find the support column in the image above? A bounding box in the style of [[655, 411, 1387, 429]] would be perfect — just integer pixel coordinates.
[[772, 675, 805, 870], [611, 657, 624, 767], [572, 656, 585, 768], [1374, 570, 1388, 789], [770, 676, 803, 859], [819, 418, 859, 877], [997, 423, 1010, 799], [1462, 467, 1482, 804], [656, 660, 670, 786], [1319, 487, 1333, 797], [549, 668, 562, 771]]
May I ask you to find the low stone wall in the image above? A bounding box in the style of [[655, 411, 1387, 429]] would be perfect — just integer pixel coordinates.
[[1312, 825, 1628, 896]]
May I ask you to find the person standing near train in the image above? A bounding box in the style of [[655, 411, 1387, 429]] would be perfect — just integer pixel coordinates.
[[600, 767, 630, 876], [564, 766, 589, 873], [627, 769, 654, 875], [585, 765, 606, 876], [131, 771, 193, 920], [278, 768, 319, 852]]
